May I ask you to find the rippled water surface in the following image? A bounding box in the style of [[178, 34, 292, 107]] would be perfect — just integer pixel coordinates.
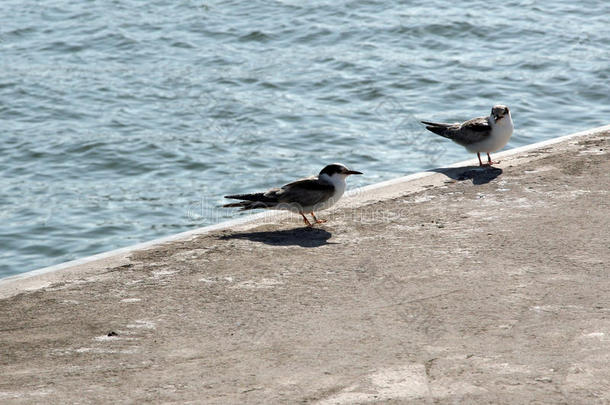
[[1, 0, 609, 277]]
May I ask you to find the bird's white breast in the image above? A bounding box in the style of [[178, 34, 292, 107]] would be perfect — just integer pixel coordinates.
[[317, 173, 346, 211], [467, 113, 514, 153]]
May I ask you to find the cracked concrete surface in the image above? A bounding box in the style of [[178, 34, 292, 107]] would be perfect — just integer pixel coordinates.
[[1, 129, 609, 404]]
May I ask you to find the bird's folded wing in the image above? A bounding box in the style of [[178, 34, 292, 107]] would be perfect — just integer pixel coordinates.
[[451, 117, 492, 145], [277, 178, 335, 208]]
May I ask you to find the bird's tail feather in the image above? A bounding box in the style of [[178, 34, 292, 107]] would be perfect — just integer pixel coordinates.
[[421, 121, 452, 138], [223, 192, 279, 211], [421, 120, 448, 127], [222, 200, 277, 211], [224, 192, 277, 202]]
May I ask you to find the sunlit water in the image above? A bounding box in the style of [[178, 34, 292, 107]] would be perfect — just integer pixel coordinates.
[[1, 0, 609, 277]]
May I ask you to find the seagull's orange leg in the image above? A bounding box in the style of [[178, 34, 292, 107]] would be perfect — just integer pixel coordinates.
[[478, 152, 496, 167], [487, 152, 500, 165], [300, 213, 313, 227], [310, 212, 327, 224]]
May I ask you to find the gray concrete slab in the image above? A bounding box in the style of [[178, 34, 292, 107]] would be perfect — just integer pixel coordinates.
[[1, 127, 609, 404]]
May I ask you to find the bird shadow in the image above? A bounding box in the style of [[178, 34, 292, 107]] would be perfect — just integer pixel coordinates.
[[431, 165, 503, 185], [218, 227, 334, 248]]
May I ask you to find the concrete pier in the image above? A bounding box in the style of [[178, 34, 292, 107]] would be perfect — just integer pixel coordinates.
[[1, 126, 609, 404]]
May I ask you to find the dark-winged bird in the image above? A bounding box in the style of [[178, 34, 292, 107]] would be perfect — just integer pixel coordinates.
[[223, 163, 362, 227]]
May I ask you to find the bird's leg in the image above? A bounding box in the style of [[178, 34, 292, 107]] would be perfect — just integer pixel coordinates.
[[478, 152, 494, 167], [310, 212, 327, 224], [487, 152, 500, 165], [300, 213, 313, 227]]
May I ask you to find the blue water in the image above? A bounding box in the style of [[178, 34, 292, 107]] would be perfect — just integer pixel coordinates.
[[1, 0, 609, 277]]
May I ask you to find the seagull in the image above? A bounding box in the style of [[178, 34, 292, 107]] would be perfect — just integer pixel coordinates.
[[223, 163, 363, 227], [421, 105, 514, 166]]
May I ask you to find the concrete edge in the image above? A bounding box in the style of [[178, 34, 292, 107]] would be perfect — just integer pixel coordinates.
[[1, 124, 608, 298]]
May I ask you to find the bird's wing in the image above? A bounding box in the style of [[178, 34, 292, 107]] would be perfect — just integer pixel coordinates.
[[451, 117, 492, 145], [277, 177, 335, 209], [422, 121, 461, 139], [224, 177, 335, 210], [422, 116, 491, 146]]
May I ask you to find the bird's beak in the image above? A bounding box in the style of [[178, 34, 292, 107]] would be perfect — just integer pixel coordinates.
[[345, 170, 363, 175]]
